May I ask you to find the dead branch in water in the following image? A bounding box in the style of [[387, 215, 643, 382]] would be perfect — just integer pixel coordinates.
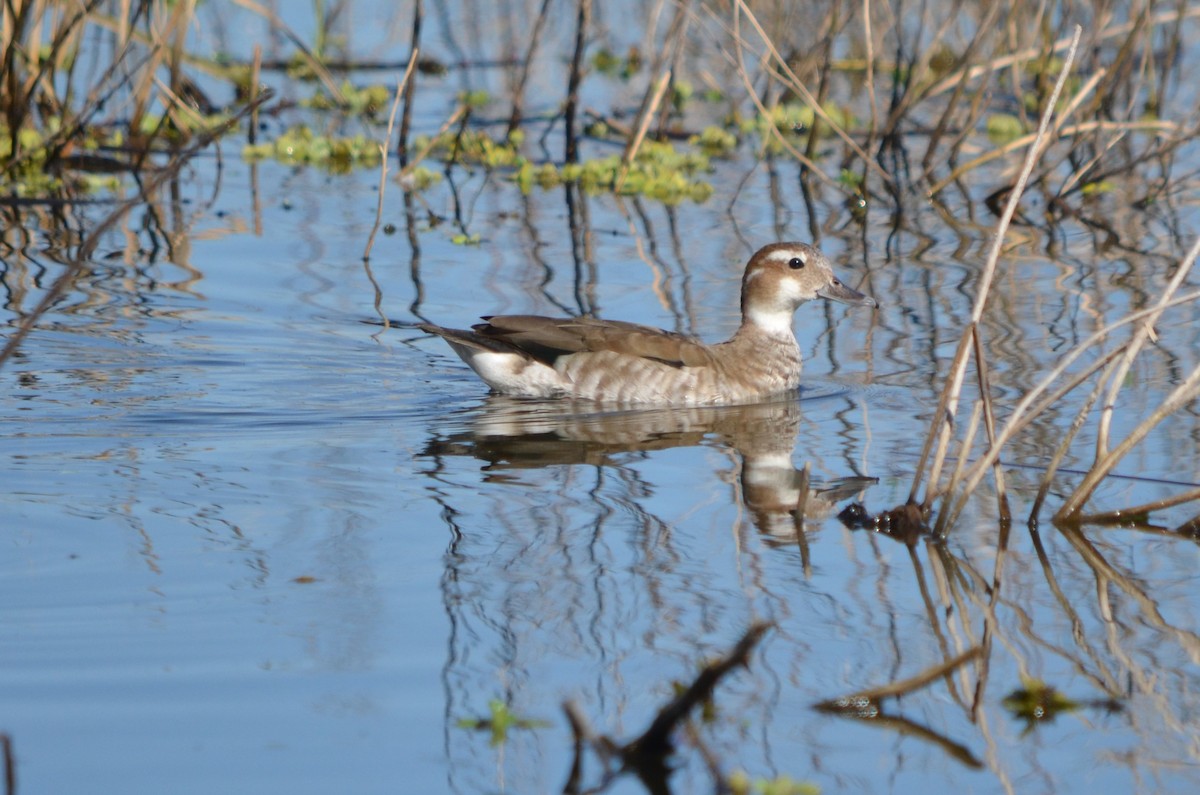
[[562, 622, 771, 793]]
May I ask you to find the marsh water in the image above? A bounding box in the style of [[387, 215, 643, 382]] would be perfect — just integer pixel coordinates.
[[3, 3, 1200, 794]]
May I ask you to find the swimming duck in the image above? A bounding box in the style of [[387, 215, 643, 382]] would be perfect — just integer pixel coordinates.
[[420, 242, 876, 405]]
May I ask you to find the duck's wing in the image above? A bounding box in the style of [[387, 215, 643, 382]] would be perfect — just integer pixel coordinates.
[[473, 315, 714, 368]]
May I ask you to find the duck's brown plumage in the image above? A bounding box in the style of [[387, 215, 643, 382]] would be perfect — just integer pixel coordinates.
[[420, 242, 876, 405]]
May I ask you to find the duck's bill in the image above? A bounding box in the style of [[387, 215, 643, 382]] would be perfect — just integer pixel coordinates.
[[819, 280, 877, 308]]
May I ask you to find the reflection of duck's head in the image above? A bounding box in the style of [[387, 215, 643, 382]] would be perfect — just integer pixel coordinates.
[[420, 242, 875, 405]]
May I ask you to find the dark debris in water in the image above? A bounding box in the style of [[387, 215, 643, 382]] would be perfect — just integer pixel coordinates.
[[838, 501, 934, 546]]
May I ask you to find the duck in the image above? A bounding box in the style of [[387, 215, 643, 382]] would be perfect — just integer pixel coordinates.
[[419, 242, 876, 406]]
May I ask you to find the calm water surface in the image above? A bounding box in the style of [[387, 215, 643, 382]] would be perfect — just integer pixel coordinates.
[[4, 6, 1200, 795]]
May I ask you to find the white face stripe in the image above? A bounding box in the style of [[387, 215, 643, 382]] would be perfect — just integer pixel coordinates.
[[763, 248, 808, 267]]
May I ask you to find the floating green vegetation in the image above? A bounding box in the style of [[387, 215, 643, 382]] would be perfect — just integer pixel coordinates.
[[590, 46, 642, 80], [689, 125, 739, 156], [457, 699, 551, 746], [515, 139, 714, 204], [414, 128, 525, 170], [728, 770, 820, 795], [243, 125, 380, 173], [985, 113, 1026, 144], [1002, 677, 1080, 732], [737, 101, 856, 153], [303, 81, 393, 117], [0, 123, 124, 195]]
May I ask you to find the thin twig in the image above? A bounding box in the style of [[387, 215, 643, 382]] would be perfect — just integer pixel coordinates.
[[364, 49, 419, 262]]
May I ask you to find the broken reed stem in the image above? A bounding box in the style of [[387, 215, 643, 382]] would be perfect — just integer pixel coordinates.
[[913, 26, 1082, 517], [614, 69, 672, 194], [861, 0, 879, 143], [397, 103, 467, 180], [920, 1, 1002, 176], [912, 329, 974, 507], [363, 48, 419, 263], [1074, 487, 1200, 526], [1027, 353, 1122, 524], [934, 400, 984, 537], [230, 0, 345, 105], [1094, 234, 1200, 460], [816, 646, 982, 707]]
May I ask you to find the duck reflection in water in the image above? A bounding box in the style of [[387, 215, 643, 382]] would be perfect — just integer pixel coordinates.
[[422, 395, 875, 550]]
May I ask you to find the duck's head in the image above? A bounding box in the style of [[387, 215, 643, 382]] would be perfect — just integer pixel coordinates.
[[740, 242, 876, 333]]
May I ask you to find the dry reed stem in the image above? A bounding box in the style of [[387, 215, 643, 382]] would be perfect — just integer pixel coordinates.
[[728, 10, 837, 191], [971, 324, 1009, 524], [1074, 487, 1200, 526], [861, 0, 878, 143], [917, 27, 1082, 516], [928, 117, 1173, 197], [1027, 353, 1123, 523], [732, 0, 892, 187], [933, 400, 984, 536], [1056, 348, 1200, 519], [229, 0, 345, 104], [940, 292, 1200, 528], [397, 104, 468, 180], [816, 646, 982, 707], [363, 48, 420, 264], [920, 1, 1003, 176], [925, 5, 1200, 101], [614, 69, 672, 194], [1094, 234, 1200, 460]]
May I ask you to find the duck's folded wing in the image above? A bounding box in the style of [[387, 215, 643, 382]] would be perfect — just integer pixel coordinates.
[[475, 315, 714, 367]]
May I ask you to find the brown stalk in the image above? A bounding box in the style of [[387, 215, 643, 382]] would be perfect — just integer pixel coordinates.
[[920, 1, 1002, 176], [564, 0, 592, 164], [816, 646, 982, 707], [398, 0, 421, 166], [728, 8, 838, 190], [933, 400, 984, 537]]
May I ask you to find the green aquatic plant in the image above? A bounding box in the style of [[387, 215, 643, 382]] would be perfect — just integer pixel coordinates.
[[728, 770, 820, 795], [243, 125, 381, 172], [689, 125, 738, 156], [457, 699, 550, 746], [303, 81, 392, 117]]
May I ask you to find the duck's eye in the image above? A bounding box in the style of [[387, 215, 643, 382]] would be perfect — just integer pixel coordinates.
[[788, 256, 806, 269]]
